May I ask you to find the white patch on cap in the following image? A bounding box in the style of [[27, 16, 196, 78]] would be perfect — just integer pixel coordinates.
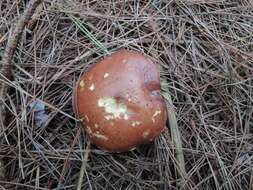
[[84, 115, 89, 122], [131, 121, 141, 127], [79, 80, 85, 88], [152, 109, 161, 123], [122, 59, 127, 63], [94, 133, 108, 141], [143, 130, 150, 138], [89, 84, 95, 91], [104, 115, 114, 120], [98, 96, 128, 120], [103, 73, 109, 78], [123, 114, 129, 120], [86, 126, 92, 135], [95, 123, 99, 129]]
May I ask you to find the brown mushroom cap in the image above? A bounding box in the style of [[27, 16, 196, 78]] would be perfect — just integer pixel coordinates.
[[73, 49, 167, 152]]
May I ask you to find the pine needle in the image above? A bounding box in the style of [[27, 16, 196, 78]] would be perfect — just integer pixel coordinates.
[[67, 14, 109, 55]]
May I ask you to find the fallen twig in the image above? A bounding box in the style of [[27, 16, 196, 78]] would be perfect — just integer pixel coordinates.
[[150, 20, 186, 186], [161, 79, 186, 187], [0, 0, 43, 180], [76, 140, 90, 190]]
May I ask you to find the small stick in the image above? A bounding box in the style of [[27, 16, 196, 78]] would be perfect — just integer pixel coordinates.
[[0, 0, 43, 180], [166, 98, 186, 176], [150, 20, 186, 185], [0, 0, 43, 80], [162, 90, 186, 188], [76, 141, 91, 190]]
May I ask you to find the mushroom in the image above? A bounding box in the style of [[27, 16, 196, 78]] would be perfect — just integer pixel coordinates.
[[73, 49, 167, 152]]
